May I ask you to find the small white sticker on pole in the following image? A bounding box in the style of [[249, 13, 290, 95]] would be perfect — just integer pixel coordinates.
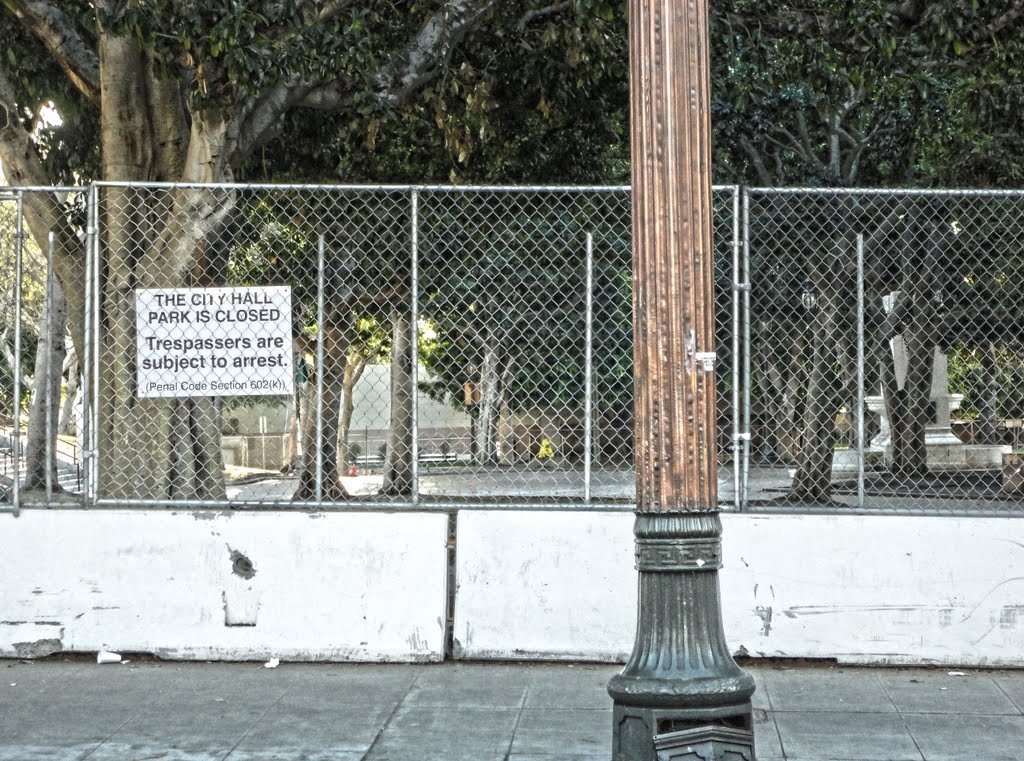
[[136, 286, 294, 398], [695, 351, 717, 371]]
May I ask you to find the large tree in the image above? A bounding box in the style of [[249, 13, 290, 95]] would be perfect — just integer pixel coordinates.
[[5, 0, 1023, 506], [709, 0, 1024, 502], [0, 0, 628, 501]]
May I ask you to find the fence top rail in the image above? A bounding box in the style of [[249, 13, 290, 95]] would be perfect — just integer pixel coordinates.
[[6, 183, 1022, 197], [747, 186, 1024, 198], [0, 186, 86, 194], [91, 181, 636, 193]]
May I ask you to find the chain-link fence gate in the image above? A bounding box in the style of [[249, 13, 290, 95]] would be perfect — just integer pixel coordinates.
[[3, 183, 1024, 515], [80, 183, 738, 510], [0, 188, 86, 514]]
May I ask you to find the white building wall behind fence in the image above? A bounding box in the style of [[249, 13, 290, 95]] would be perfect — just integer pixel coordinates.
[[1, 510, 1022, 666]]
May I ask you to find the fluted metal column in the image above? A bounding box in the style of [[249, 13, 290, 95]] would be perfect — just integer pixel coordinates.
[[608, 0, 755, 758]]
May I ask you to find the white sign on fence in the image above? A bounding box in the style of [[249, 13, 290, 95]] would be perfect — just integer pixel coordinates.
[[136, 286, 294, 398]]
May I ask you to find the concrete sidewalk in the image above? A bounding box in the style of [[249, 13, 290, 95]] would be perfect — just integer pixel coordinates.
[[1, 660, 1021, 761]]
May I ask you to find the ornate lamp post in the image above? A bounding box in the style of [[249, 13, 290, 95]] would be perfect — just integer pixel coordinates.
[[608, 0, 756, 758]]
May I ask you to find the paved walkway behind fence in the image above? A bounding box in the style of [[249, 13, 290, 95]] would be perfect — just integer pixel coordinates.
[[2, 660, 1021, 760]]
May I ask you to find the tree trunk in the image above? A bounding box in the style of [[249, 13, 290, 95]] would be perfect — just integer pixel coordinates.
[[787, 296, 848, 503], [23, 270, 68, 491], [294, 280, 354, 499], [281, 341, 304, 473], [382, 309, 414, 495], [880, 208, 946, 477], [473, 334, 502, 465], [337, 356, 367, 469], [888, 336, 934, 477], [755, 319, 804, 463], [94, 31, 231, 501], [496, 353, 516, 464], [58, 356, 79, 436], [97, 184, 233, 501]]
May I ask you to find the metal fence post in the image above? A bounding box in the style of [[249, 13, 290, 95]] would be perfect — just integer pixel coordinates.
[[583, 232, 594, 504], [315, 234, 325, 507], [856, 233, 866, 510], [741, 189, 753, 510], [411, 189, 420, 504], [45, 232, 55, 502], [731, 186, 743, 511], [90, 185, 101, 504], [82, 187, 94, 506], [10, 193, 24, 516]]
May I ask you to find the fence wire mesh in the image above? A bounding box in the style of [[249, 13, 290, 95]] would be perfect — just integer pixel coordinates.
[[745, 189, 1024, 514], [0, 189, 87, 511], [2, 183, 1023, 515]]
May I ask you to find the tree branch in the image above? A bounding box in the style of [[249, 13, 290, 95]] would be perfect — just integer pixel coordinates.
[[724, 10, 829, 35], [0, 60, 88, 359], [740, 137, 772, 185], [0, 61, 55, 187], [842, 122, 880, 185], [980, 2, 1024, 39], [865, 199, 913, 255], [794, 112, 827, 173], [296, 0, 500, 113], [316, 0, 359, 22], [516, 0, 572, 32], [236, 0, 500, 158], [2, 0, 100, 105], [0, 327, 32, 387], [235, 76, 312, 159], [374, 0, 501, 107]]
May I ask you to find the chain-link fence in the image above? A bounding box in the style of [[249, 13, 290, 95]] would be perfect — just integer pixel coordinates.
[[82, 183, 737, 510], [744, 188, 1024, 515], [0, 188, 86, 514], [2, 183, 1023, 515]]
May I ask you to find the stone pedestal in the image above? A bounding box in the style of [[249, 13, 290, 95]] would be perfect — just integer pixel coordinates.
[[866, 395, 890, 456], [831, 448, 883, 477], [866, 349, 967, 471], [924, 399, 967, 470], [655, 725, 756, 760], [965, 444, 1012, 469], [926, 351, 966, 470], [1002, 453, 1024, 494]]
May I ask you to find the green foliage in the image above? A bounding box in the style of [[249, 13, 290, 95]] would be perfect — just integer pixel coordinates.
[[249, 1, 628, 184], [7, 1, 1023, 189], [711, 0, 1024, 188], [99, 1, 387, 106], [948, 343, 1024, 420], [0, 2, 100, 183]]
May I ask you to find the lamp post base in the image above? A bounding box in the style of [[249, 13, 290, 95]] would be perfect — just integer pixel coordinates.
[[608, 513, 756, 761]]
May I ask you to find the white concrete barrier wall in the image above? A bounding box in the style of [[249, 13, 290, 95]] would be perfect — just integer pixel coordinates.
[[0, 510, 448, 661], [3, 510, 1022, 666], [454, 512, 1024, 667]]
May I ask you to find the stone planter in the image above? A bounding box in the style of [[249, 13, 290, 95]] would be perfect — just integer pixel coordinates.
[[965, 444, 1011, 470], [831, 448, 884, 477], [1001, 452, 1024, 494]]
